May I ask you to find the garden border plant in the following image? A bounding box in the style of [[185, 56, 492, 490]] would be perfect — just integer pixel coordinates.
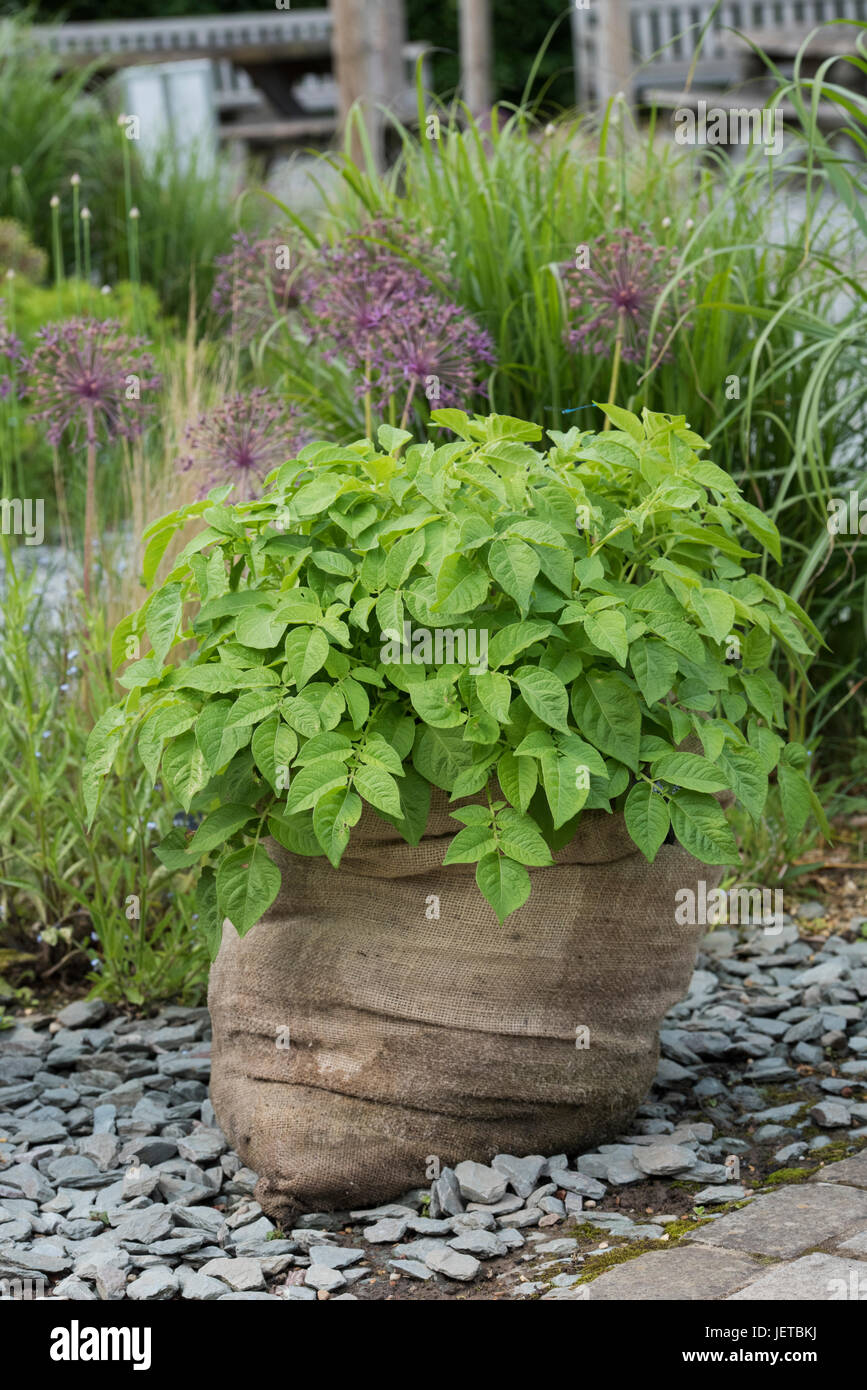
[[85, 404, 830, 943]]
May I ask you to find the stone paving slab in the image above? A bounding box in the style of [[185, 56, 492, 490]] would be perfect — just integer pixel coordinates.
[[551, 1246, 765, 1301], [834, 1229, 867, 1255], [727, 1252, 867, 1300], [807, 1151, 867, 1190], [689, 1184, 867, 1259]]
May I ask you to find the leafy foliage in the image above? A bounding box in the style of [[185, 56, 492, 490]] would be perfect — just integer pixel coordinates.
[[86, 406, 827, 932]]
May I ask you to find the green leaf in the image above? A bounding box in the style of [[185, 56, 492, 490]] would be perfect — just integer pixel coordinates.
[[137, 700, 198, 782], [154, 828, 201, 872], [498, 748, 538, 813], [690, 588, 735, 645], [539, 750, 589, 829], [268, 811, 324, 857], [650, 752, 730, 795], [488, 620, 553, 669], [161, 731, 209, 811], [434, 554, 488, 614], [195, 700, 251, 774], [740, 671, 782, 726], [777, 763, 812, 838], [313, 787, 362, 867], [224, 690, 282, 729], [731, 497, 782, 563], [83, 706, 128, 823], [669, 791, 738, 865], [475, 853, 531, 924], [284, 626, 330, 690], [488, 538, 540, 612], [377, 765, 432, 845], [189, 804, 257, 855], [235, 606, 288, 649], [496, 808, 554, 865], [630, 639, 678, 706], [409, 678, 465, 728], [285, 760, 348, 814], [443, 824, 497, 863], [624, 782, 670, 863], [596, 403, 643, 440], [142, 524, 178, 588], [475, 671, 511, 723], [385, 531, 425, 588], [376, 590, 405, 644], [354, 763, 403, 817], [360, 733, 405, 776], [514, 667, 571, 734], [146, 583, 183, 666], [413, 725, 473, 791], [717, 745, 768, 822], [571, 672, 641, 772], [216, 844, 281, 936], [292, 474, 345, 516], [281, 695, 322, 738], [251, 716, 298, 793], [584, 608, 628, 667], [196, 866, 223, 963], [377, 423, 413, 454]]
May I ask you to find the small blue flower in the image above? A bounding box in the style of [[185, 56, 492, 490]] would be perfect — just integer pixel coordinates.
[[146, 820, 158, 830], [59, 683, 69, 692], [67, 649, 79, 659]]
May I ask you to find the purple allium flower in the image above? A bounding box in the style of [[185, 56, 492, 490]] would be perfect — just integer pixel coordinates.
[[563, 227, 690, 365], [388, 299, 495, 410], [212, 229, 297, 344], [0, 298, 21, 399], [24, 317, 160, 448], [298, 219, 493, 414], [181, 388, 309, 501]]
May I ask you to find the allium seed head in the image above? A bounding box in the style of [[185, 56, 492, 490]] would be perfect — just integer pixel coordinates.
[[24, 317, 160, 447], [180, 388, 310, 501], [562, 225, 691, 365]]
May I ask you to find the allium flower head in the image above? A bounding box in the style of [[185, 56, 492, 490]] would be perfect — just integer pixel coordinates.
[[0, 299, 22, 399], [389, 299, 495, 408], [299, 218, 493, 412], [181, 388, 309, 501], [213, 229, 297, 344], [563, 226, 689, 365], [24, 317, 160, 447]]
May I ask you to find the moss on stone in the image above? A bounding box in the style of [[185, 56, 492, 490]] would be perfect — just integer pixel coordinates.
[[761, 1166, 812, 1186]]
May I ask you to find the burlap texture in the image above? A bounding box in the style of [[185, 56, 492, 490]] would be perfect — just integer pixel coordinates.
[[208, 793, 715, 1220]]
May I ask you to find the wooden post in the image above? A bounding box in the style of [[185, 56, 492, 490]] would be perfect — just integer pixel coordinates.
[[459, 0, 493, 117], [596, 0, 633, 110], [330, 0, 406, 169]]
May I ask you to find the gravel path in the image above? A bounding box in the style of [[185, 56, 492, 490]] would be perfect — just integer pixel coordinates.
[[2, 906, 866, 1302]]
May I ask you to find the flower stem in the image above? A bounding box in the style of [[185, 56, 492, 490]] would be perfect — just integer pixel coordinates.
[[604, 308, 626, 431], [364, 352, 373, 439], [399, 377, 417, 432], [83, 408, 97, 605]]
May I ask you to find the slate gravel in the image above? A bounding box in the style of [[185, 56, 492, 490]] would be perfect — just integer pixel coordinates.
[[1, 908, 866, 1301]]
